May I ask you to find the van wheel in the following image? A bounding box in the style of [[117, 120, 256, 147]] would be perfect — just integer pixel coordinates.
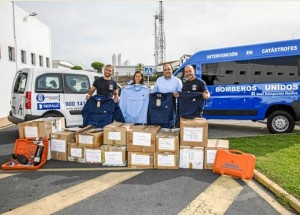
[[267, 111, 294, 134]]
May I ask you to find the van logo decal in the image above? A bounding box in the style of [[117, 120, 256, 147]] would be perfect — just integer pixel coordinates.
[[37, 103, 60, 110], [36, 94, 45, 102]]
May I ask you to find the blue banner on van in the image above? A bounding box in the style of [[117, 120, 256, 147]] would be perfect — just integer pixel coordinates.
[[37, 103, 60, 110]]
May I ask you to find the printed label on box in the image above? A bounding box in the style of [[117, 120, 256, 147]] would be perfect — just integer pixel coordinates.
[[179, 148, 203, 169], [133, 132, 151, 146], [85, 149, 101, 163], [104, 151, 123, 165], [192, 149, 204, 169], [79, 135, 94, 144], [183, 127, 203, 142], [206, 149, 217, 164], [51, 139, 66, 152], [24, 126, 38, 138], [70, 148, 82, 158], [52, 120, 62, 133], [179, 148, 191, 168], [158, 154, 175, 166], [108, 132, 121, 140], [131, 154, 150, 165], [158, 138, 175, 150]]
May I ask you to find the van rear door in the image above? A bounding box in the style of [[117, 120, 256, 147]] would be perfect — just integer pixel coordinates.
[[11, 71, 28, 120]]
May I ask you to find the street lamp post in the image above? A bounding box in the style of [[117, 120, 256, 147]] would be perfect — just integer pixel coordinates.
[[12, 1, 18, 70], [24, 12, 38, 22], [12, 0, 38, 71]]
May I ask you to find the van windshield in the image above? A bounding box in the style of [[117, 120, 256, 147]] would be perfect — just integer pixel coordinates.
[[13, 73, 28, 93]]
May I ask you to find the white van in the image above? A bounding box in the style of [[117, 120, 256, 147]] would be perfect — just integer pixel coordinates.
[[8, 68, 121, 127]]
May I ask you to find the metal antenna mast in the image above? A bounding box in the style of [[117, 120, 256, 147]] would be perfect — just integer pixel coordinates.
[[154, 0, 166, 67]]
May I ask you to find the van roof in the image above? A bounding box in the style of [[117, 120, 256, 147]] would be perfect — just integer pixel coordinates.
[[18, 67, 99, 74]]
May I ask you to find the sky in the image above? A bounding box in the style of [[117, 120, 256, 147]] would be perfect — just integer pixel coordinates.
[[15, 0, 300, 69]]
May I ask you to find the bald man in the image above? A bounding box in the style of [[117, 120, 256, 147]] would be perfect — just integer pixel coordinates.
[[182, 65, 210, 100]]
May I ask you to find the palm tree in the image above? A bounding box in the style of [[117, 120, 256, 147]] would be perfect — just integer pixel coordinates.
[[135, 63, 145, 72]]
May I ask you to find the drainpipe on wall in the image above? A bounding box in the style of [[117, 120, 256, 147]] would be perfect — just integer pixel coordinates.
[[12, 1, 18, 71]]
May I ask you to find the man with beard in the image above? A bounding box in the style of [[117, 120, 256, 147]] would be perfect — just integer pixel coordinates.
[[86, 64, 119, 102], [182, 65, 210, 99]]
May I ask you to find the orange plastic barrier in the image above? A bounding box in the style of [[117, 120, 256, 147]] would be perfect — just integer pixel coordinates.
[[213, 149, 256, 180], [2, 138, 49, 170]]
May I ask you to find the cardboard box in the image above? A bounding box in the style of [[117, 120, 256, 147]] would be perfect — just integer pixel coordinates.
[[50, 131, 75, 161], [127, 125, 161, 152], [180, 118, 208, 147], [18, 117, 65, 139], [154, 152, 179, 169], [68, 143, 85, 163], [128, 152, 154, 169], [179, 146, 204, 169], [156, 128, 179, 153], [204, 139, 229, 169], [101, 145, 126, 166], [104, 122, 134, 145], [47, 140, 52, 160], [77, 128, 103, 147], [84, 147, 102, 164]]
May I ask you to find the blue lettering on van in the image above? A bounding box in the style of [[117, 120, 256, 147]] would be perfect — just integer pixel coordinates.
[[36, 94, 45, 102], [37, 103, 60, 110]]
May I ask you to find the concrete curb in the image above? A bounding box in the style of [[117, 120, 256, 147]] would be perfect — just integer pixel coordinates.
[[0, 117, 12, 128], [254, 169, 300, 213]]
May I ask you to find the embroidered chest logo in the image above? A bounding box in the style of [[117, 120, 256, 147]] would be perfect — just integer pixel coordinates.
[[192, 84, 197, 91]]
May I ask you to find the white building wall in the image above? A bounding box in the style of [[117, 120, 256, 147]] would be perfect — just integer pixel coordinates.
[[52, 60, 74, 69], [0, 2, 51, 117]]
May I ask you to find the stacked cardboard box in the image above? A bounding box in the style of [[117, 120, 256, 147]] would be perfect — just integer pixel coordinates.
[[101, 145, 127, 166], [18, 117, 66, 160], [204, 139, 229, 169], [51, 125, 92, 162], [67, 142, 85, 163], [16, 117, 230, 170], [18, 117, 65, 139], [77, 128, 103, 164], [127, 125, 160, 168], [155, 128, 180, 169], [179, 146, 204, 169], [179, 118, 208, 169], [101, 122, 133, 166], [103, 122, 133, 145], [66, 127, 88, 163], [51, 130, 75, 161]]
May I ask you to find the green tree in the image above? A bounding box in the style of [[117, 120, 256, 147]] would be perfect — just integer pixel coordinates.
[[135, 63, 145, 72], [71, 65, 82, 70], [91, 62, 105, 74]]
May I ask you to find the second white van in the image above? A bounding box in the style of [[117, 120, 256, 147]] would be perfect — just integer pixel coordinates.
[[8, 68, 121, 127]]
